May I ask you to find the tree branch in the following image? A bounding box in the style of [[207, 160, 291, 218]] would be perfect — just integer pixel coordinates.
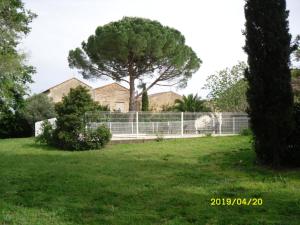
[[90, 65, 130, 84], [155, 81, 181, 86], [135, 65, 173, 98]]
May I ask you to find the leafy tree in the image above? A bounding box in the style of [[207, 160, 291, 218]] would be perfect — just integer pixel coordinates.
[[0, 0, 36, 109], [141, 84, 149, 111], [0, 93, 31, 138], [290, 36, 300, 103], [174, 94, 210, 112], [293, 35, 300, 61], [23, 94, 56, 134], [51, 86, 111, 150], [291, 69, 300, 103], [291, 69, 300, 79], [0, 0, 36, 52], [244, 0, 294, 166], [296, 49, 300, 61], [68, 17, 201, 111], [0, 0, 36, 138], [204, 62, 248, 112]]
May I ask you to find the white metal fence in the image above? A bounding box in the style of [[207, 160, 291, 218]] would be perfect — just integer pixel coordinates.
[[84, 112, 249, 139]]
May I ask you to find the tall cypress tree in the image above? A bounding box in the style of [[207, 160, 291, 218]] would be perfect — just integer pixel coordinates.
[[244, 0, 294, 166], [141, 85, 149, 111]]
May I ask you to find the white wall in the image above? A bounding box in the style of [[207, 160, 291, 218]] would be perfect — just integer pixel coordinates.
[[35, 118, 57, 137]]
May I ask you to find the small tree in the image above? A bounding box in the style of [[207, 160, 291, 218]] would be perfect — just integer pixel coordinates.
[[141, 84, 149, 111], [204, 62, 248, 112], [174, 94, 210, 112], [68, 17, 201, 111], [244, 0, 294, 166], [23, 94, 56, 134], [38, 86, 111, 150]]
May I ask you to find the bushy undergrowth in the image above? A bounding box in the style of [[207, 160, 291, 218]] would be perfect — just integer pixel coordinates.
[[37, 122, 111, 151], [240, 128, 252, 136], [286, 103, 300, 166]]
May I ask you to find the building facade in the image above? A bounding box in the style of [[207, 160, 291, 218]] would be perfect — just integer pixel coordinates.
[[42, 78, 182, 112], [43, 78, 93, 103], [93, 83, 130, 112], [147, 91, 182, 111]]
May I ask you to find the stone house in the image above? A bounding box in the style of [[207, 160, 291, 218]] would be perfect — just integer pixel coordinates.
[[42, 77, 182, 112], [148, 91, 182, 111], [93, 83, 130, 112], [42, 78, 93, 103]]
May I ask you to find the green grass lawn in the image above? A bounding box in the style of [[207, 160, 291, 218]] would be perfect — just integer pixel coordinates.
[[0, 136, 299, 225]]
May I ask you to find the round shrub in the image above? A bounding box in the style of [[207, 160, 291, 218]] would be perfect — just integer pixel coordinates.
[[36, 86, 111, 151], [79, 125, 112, 150]]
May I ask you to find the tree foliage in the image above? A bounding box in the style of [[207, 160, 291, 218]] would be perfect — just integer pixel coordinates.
[[0, 94, 31, 138], [174, 94, 210, 112], [0, 0, 36, 51], [23, 94, 56, 134], [296, 49, 300, 62], [244, 0, 294, 167], [204, 62, 248, 112], [0, 0, 36, 109], [68, 17, 201, 111], [293, 35, 300, 62], [38, 86, 111, 150], [141, 84, 149, 111], [291, 69, 300, 103]]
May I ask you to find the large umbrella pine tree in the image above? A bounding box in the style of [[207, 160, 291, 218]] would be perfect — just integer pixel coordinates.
[[68, 17, 201, 111]]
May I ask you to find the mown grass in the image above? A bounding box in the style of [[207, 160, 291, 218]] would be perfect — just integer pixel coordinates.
[[0, 136, 299, 225]]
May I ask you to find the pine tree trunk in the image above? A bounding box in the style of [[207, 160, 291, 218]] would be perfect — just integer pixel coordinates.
[[129, 76, 136, 112]]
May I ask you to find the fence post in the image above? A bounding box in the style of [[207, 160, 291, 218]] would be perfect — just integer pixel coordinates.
[[109, 122, 112, 132], [136, 111, 139, 138], [181, 112, 184, 136], [233, 117, 235, 134], [219, 113, 222, 135]]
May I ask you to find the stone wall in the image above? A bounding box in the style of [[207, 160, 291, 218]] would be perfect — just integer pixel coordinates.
[[148, 91, 182, 111], [45, 78, 92, 103], [93, 83, 130, 112]]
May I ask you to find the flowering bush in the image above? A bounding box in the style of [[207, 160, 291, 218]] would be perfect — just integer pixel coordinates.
[[75, 126, 112, 150]]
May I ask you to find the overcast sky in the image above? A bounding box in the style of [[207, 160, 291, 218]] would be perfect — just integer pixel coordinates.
[[21, 0, 300, 98]]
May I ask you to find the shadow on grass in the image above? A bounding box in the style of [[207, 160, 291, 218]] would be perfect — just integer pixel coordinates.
[[23, 142, 61, 151]]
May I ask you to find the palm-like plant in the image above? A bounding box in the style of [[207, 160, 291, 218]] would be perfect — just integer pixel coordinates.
[[174, 94, 210, 112]]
